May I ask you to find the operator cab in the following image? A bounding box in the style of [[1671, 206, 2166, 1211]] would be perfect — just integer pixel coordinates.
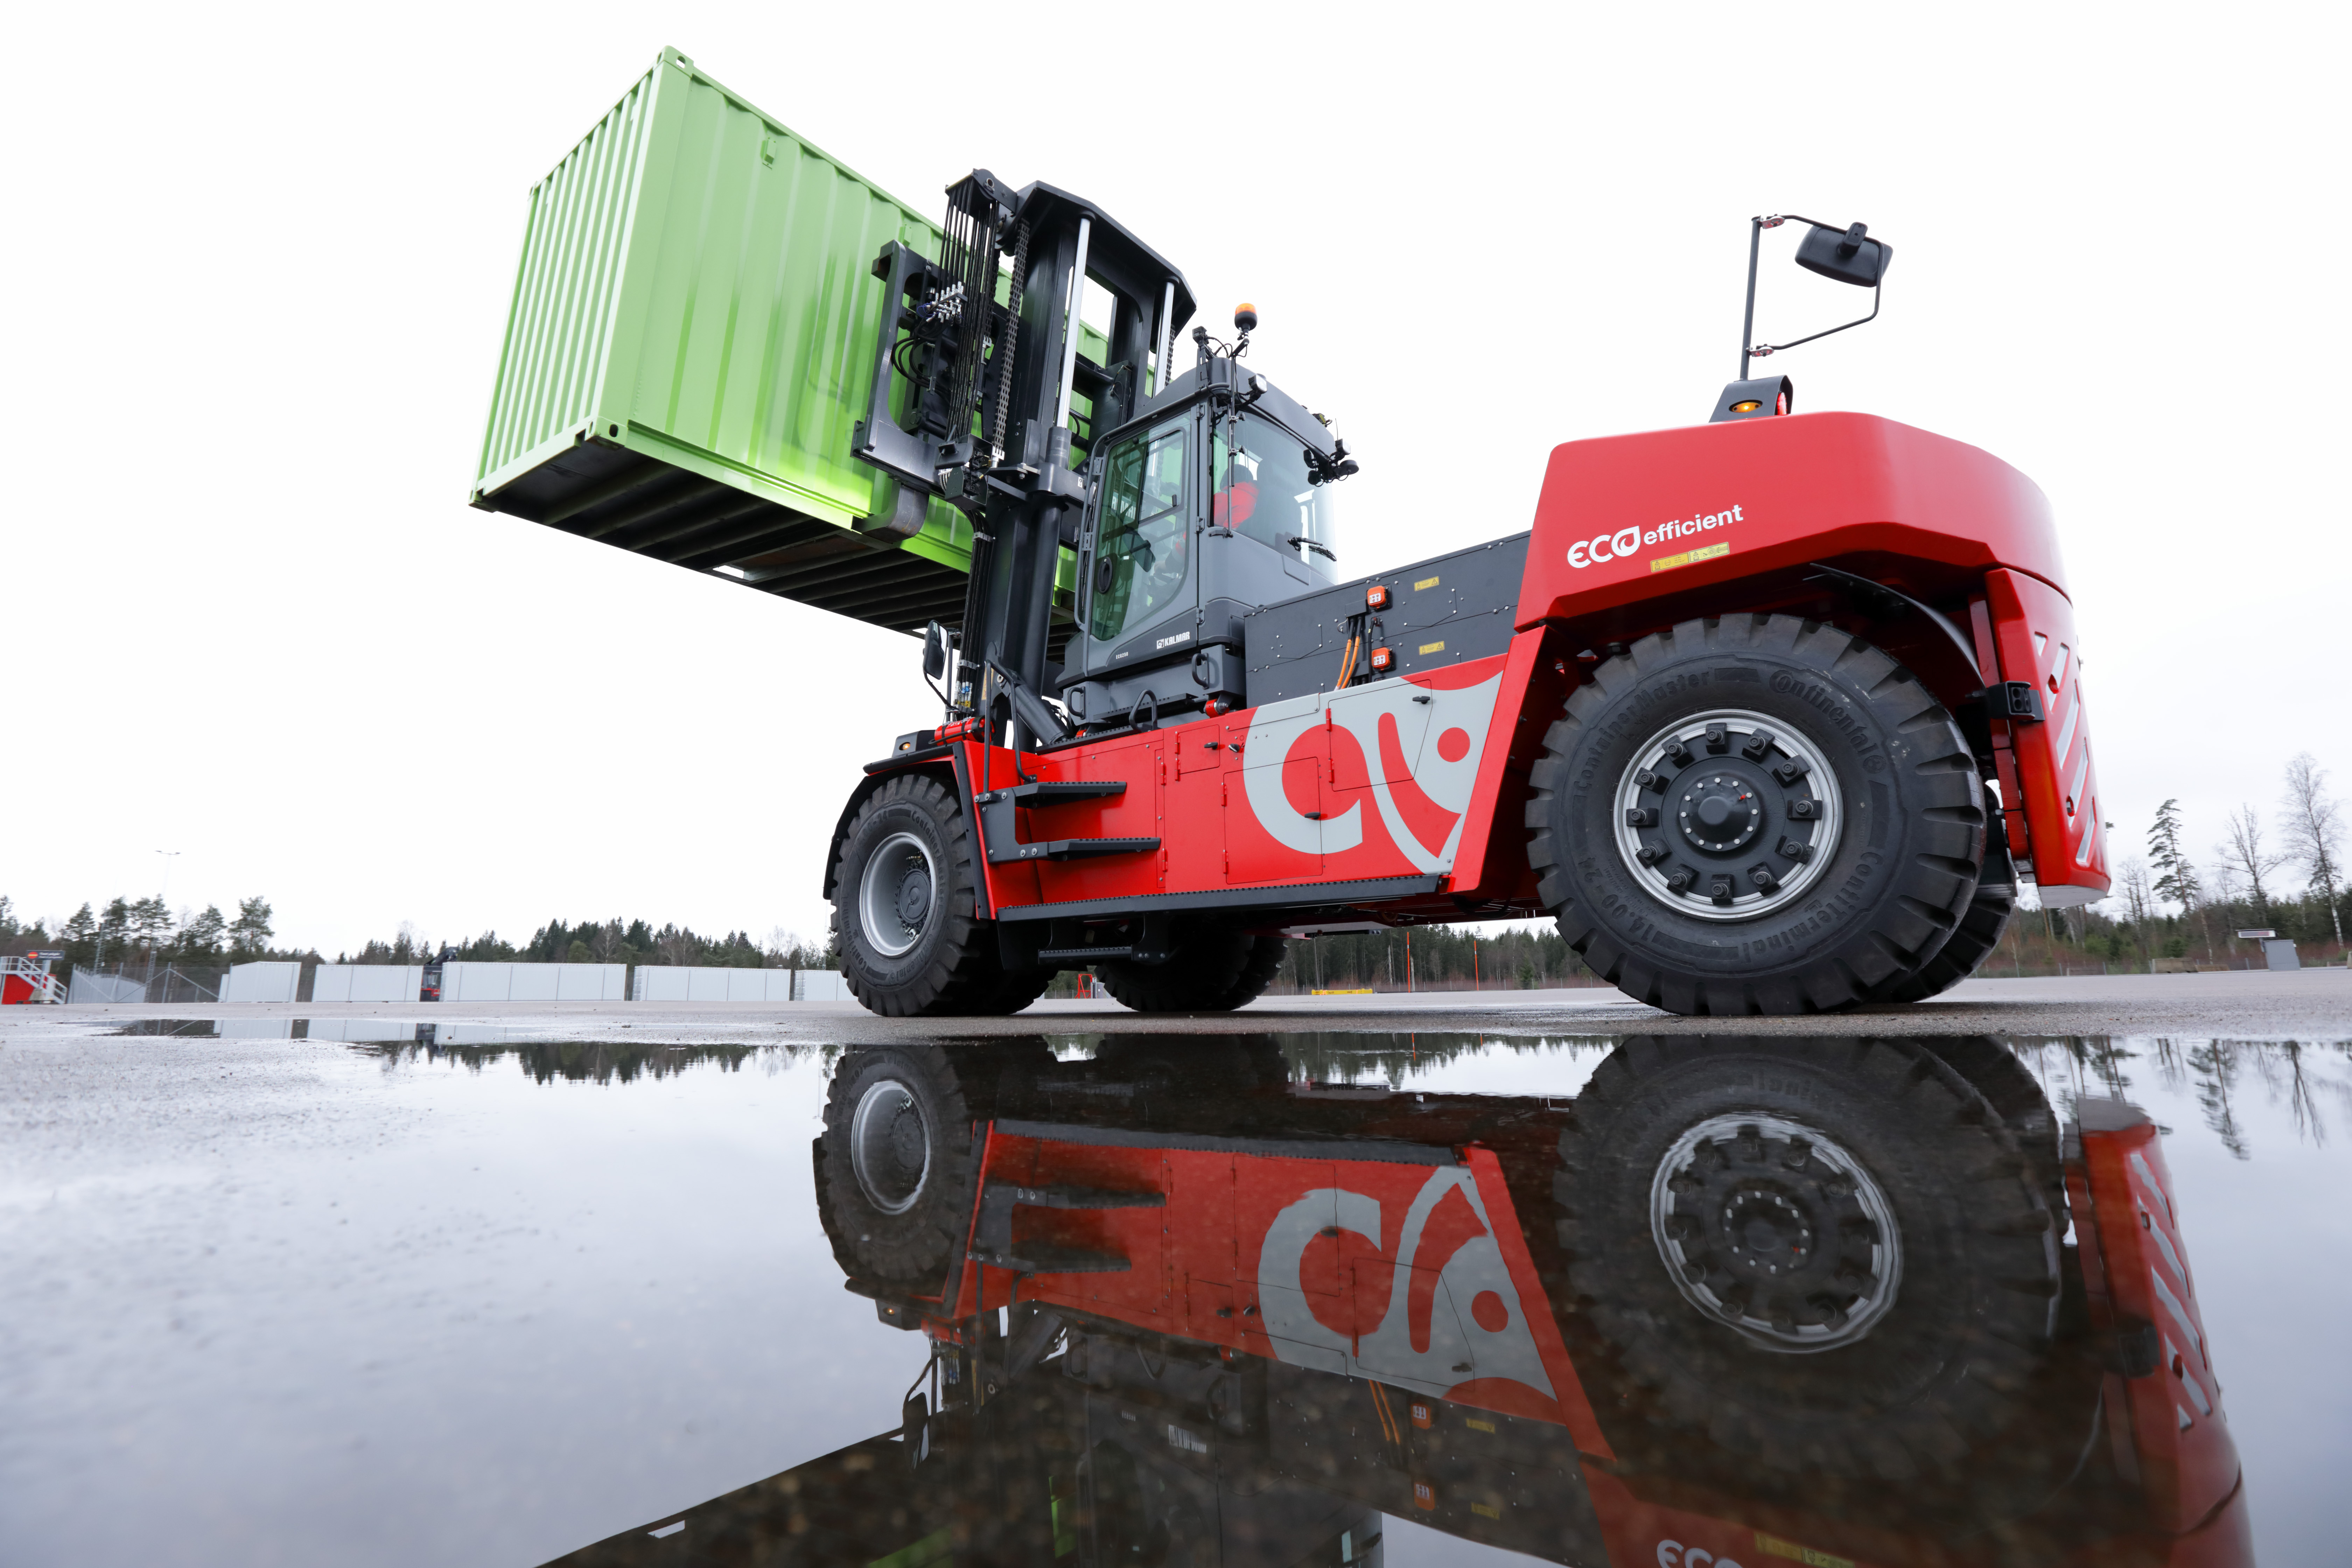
[[1061, 352, 1348, 728]]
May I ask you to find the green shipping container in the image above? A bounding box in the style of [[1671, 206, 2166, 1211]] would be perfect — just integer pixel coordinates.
[[470, 48, 1011, 634]]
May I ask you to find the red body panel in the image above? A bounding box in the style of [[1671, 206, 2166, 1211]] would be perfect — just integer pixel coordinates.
[[954, 1128, 1610, 1452], [2072, 1111, 2238, 1531], [948, 408, 2103, 924], [0, 974, 33, 1005], [967, 648, 1534, 917], [1984, 567, 2109, 898], [1516, 412, 2066, 628]]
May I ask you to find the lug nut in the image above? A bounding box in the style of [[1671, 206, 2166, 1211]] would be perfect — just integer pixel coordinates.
[[1626, 806, 1658, 827], [1741, 731, 1774, 761]]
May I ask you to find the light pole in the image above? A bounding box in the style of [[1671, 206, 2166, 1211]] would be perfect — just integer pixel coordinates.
[[151, 850, 180, 987]]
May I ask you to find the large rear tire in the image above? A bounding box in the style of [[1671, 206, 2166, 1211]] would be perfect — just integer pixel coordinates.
[[831, 773, 1004, 1017], [1524, 615, 1984, 1014], [1553, 1036, 2067, 1511], [1096, 923, 1288, 1013]]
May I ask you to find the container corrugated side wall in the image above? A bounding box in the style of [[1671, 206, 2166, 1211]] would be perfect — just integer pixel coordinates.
[[474, 50, 945, 533], [609, 61, 940, 529], [475, 62, 661, 490]]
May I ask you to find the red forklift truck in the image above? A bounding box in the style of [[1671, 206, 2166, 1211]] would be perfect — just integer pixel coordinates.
[[546, 1035, 2248, 1566], [820, 199, 2106, 1017], [467, 62, 2106, 1017]]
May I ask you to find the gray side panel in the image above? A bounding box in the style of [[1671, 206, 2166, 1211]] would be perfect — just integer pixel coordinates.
[[1243, 533, 1532, 707]]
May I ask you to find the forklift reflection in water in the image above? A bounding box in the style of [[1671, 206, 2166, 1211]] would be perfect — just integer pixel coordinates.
[[544, 1037, 2250, 1567]]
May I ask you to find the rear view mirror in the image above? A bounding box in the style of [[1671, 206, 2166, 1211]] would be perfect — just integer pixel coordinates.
[[1794, 221, 1891, 288], [1726, 213, 1893, 401], [921, 620, 949, 681]]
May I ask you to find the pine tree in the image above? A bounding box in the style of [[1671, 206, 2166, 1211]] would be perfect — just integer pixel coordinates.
[[230, 896, 275, 958], [2147, 799, 2200, 915]]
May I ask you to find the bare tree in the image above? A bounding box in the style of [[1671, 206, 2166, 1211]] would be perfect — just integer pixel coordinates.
[[2117, 859, 2154, 966], [589, 918, 626, 963], [2279, 752, 2346, 946], [2218, 804, 2287, 924]]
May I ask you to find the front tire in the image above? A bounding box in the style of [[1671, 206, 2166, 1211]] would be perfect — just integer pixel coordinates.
[[1525, 615, 1984, 1015], [832, 773, 1003, 1017], [818, 1045, 981, 1290]]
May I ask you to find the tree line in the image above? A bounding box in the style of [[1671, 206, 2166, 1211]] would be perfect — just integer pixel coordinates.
[[0, 894, 281, 972], [337, 917, 832, 971], [2030, 751, 2345, 969], [0, 897, 832, 975]]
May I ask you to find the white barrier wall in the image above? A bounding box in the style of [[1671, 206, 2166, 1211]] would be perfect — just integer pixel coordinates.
[[309, 965, 425, 1003], [794, 969, 851, 1001], [437, 962, 627, 1002], [628, 966, 849, 1001], [220, 961, 302, 1003], [630, 966, 796, 1002]]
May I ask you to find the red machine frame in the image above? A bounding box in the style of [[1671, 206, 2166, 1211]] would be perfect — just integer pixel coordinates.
[[851, 411, 2109, 934]]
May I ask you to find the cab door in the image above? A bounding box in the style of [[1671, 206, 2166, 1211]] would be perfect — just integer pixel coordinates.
[[1073, 414, 1198, 682]]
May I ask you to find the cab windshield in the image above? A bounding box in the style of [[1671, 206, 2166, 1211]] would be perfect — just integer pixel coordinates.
[[1087, 419, 1191, 646], [1210, 411, 1339, 581]]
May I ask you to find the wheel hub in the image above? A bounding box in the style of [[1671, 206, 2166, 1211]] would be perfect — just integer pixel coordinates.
[[849, 1078, 930, 1214], [1649, 1112, 1901, 1352], [858, 831, 937, 958], [1677, 773, 1764, 853], [1613, 709, 1843, 920]]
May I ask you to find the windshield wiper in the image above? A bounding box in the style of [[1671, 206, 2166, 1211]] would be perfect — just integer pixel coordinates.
[[1287, 536, 1338, 562]]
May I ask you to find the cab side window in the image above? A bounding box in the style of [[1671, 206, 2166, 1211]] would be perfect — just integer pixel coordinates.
[[1087, 420, 1190, 645]]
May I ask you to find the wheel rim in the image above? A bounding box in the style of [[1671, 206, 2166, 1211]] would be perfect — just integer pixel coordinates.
[[1649, 1112, 1903, 1353], [1612, 708, 1843, 921], [849, 1078, 930, 1214], [858, 831, 937, 958]]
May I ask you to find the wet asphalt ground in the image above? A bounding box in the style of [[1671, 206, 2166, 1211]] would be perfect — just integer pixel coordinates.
[[2, 968, 2346, 1568]]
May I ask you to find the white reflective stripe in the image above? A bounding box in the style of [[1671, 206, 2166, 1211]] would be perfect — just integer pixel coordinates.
[[2166, 1338, 2215, 1415], [2076, 815, 2098, 867], [2140, 1203, 2189, 1292], [2052, 687, 2080, 768], [2067, 742, 2092, 814], [2051, 641, 2071, 689], [2150, 1267, 2204, 1362], [2130, 1150, 2176, 1225]]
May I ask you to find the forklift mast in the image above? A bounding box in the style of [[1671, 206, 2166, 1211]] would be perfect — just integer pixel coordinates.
[[853, 175, 1201, 752]]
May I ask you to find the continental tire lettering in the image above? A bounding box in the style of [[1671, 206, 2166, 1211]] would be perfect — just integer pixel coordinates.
[[1765, 672, 1885, 772]]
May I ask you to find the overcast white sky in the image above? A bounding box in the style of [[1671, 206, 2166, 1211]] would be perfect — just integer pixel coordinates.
[[5, 2, 2344, 956]]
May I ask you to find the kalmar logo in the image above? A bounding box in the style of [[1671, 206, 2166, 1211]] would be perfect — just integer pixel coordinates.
[[1569, 503, 1744, 568]]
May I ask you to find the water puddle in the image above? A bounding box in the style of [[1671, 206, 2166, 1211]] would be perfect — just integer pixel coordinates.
[[8, 1030, 2340, 1565]]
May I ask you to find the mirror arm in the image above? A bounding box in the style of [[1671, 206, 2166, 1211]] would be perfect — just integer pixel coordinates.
[[1750, 281, 1882, 362]]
